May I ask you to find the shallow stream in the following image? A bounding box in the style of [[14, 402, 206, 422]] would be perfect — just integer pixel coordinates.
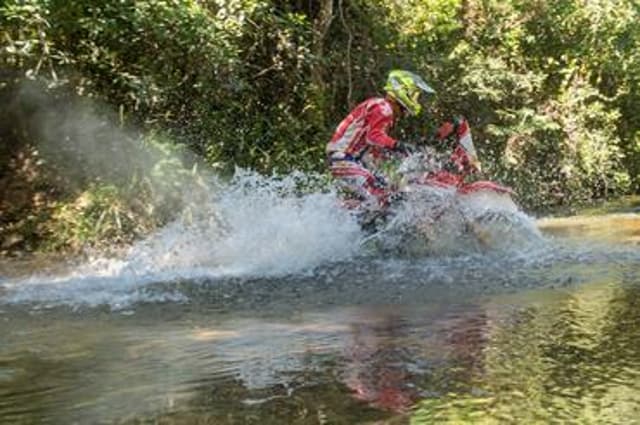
[[2, 181, 640, 424]]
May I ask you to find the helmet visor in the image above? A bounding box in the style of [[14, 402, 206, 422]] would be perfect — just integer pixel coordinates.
[[409, 75, 435, 112], [414, 78, 435, 96]]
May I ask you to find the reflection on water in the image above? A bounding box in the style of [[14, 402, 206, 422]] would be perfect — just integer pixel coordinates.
[[3, 279, 640, 424], [413, 283, 640, 423], [1, 213, 640, 424]]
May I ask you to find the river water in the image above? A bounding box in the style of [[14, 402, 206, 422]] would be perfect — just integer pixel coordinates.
[[1, 179, 640, 424]]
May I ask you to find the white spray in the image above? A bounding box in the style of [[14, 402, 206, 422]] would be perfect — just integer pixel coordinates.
[[0, 171, 363, 308]]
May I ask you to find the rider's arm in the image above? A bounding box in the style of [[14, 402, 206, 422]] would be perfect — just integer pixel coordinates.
[[365, 102, 398, 150], [432, 117, 470, 157], [435, 117, 465, 141], [435, 121, 455, 141]]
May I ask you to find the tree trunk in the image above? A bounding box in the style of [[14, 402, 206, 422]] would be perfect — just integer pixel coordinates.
[[310, 0, 334, 126]]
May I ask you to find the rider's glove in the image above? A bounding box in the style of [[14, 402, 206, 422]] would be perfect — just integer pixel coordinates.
[[436, 122, 455, 140], [436, 117, 465, 141]]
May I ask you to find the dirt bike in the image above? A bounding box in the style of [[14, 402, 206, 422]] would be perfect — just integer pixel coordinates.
[[356, 119, 541, 254]]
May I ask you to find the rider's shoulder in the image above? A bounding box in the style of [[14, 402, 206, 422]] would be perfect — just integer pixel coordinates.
[[364, 97, 393, 117]]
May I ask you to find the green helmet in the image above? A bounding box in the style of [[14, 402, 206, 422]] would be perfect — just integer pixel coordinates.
[[384, 70, 435, 116]]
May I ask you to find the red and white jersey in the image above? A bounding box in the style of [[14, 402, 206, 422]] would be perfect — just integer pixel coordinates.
[[326, 97, 398, 160]]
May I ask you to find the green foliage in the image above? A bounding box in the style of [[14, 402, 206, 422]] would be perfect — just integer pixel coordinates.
[[46, 184, 140, 251], [42, 140, 204, 251], [429, 0, 640, 207], [2, 0, 640, 252]]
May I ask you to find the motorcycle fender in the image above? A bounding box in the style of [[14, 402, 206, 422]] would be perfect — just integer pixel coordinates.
[[459, 181, 514, 195]]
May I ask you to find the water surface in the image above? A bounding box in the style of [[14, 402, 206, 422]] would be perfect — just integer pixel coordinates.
[[2, 203, 640, 424]]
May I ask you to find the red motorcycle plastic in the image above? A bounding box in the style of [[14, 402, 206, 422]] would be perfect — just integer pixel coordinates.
[[402, 118, 513, 197], [359, 119, 541, 252]]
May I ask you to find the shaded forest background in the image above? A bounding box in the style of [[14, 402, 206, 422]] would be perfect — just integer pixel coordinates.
[[1, 0, 639, 254]]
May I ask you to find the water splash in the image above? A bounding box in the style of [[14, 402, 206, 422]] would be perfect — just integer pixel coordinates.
[[0, 171, 362, 308], [124, 170, 363, 277], [0, 170, 545, 309], [366, 185, 543, 256]]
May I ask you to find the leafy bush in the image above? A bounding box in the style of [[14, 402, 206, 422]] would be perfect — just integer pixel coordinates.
[[1, 0, 640, 252]]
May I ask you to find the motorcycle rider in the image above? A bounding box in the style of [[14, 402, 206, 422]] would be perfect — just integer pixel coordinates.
[[327, 69, 445, 209]]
